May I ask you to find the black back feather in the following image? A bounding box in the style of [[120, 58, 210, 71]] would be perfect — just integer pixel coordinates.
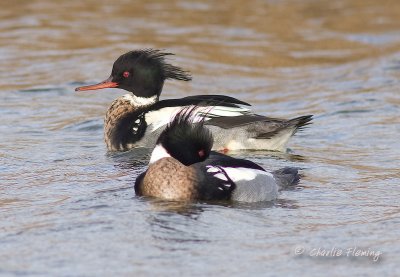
[[156, 106, 213, 166]]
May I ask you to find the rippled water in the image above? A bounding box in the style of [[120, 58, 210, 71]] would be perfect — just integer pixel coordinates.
[[1, 0, 400, 276]]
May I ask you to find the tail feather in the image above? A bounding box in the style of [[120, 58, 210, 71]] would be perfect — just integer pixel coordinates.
[[289, 115, 313, 134], [272, 167, 300, 190], [254, 115, 313, 140]]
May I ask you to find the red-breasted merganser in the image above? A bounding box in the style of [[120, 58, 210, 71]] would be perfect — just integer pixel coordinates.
[[75, 49, 312, 152], [135, 107, 300, 202]]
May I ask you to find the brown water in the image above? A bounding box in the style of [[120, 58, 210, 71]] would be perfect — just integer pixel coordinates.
[[1, 0, 400, 276]]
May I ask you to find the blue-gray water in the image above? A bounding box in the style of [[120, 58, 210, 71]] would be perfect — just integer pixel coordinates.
[[1, 1, 399, 276]]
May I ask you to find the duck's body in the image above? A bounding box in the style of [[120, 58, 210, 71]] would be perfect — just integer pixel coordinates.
[[75, 49, 312, 152], [136, 156, 280, 202], [104, 93, 312, 151], [135, 107, 300, 202]]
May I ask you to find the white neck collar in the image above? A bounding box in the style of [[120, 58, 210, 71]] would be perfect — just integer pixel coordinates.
[[149, 144, 171, 164], [122, 94, 157, 107]]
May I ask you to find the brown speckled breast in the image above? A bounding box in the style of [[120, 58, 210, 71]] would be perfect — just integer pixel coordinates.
[[138, 157, 200, 201], [104, 97, 137, 151]]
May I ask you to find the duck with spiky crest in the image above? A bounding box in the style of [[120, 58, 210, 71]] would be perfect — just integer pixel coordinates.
[[75, 49, 312, 152], [135, 106, 300, 202]]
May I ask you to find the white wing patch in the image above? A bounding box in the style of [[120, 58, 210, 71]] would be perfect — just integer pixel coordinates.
[[146, 107, 181, 131], [206, 165, 234, 192], [206, 166, 220, 173], [222, 167, 274, 182], [198, 106, 250, 118], [206, 166, 278, 202], [214, 173, 228, 181], [145, 105, 250, 132]]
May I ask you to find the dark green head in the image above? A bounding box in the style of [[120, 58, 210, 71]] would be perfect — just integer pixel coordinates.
[[75, 49, 192, 98]]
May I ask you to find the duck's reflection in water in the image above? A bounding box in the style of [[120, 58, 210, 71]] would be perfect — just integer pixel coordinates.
[[141, 197, 299, 251]]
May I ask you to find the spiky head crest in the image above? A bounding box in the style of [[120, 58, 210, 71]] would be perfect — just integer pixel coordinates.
[[156, 106, 213, 166]]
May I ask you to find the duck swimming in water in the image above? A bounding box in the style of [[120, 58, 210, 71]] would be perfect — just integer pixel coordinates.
[[135, 106, 300, 202], [75, 49, 312, 152]]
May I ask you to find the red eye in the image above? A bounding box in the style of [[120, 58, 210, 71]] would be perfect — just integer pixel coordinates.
[[198, 149, 205, 158], [123, 71, 130, 78]]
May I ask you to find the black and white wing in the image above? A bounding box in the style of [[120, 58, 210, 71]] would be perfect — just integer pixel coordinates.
[[199, 153, 279, 202], [144, 95, 252, 132]]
